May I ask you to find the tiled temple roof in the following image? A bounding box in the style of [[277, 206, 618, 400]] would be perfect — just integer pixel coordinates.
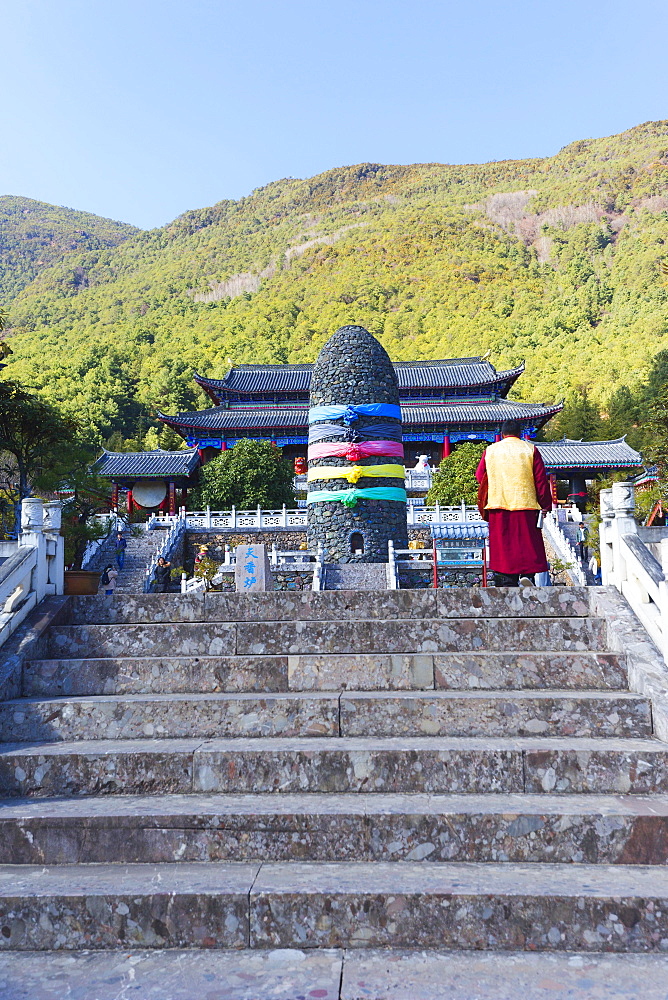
[[536, 437, 643, 471], [159, 399, 562, 431], [94, 449, 200, 479], [194, 359, 525, 398]]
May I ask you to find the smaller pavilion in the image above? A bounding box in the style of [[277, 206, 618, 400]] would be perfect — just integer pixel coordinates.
[[93, 449, 200, 514], [537, 437, 643, 507]]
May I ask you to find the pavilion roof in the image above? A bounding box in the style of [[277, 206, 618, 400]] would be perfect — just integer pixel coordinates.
[[94, 449, 200, 479], [536, 437, 643, 470], [159, 398, 562, 431], [194, 358, 525, 397]]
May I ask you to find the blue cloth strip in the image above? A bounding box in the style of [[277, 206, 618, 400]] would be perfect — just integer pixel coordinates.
[[308, 422, 403, 444], [308, 403, 402, 425]]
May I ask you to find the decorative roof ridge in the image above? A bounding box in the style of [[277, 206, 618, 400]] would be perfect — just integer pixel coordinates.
[[546, 436, 632, 447], [98, 446, 199, 457]]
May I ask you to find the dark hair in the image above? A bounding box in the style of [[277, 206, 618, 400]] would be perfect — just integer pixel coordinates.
[[501, 419, 522, 438], [101, 564, 113, 585]]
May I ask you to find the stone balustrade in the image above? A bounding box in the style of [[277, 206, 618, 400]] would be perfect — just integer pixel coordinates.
[[0, 498, 64, 648]]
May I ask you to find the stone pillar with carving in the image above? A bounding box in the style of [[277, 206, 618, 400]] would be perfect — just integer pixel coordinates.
[[598, 487, 615, 585], [19, 497, 48, 603], [610, 482, 637, 589], [43, 501, 65, 596]]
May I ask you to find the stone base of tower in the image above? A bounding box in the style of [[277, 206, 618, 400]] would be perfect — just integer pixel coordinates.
[[307, 499, 408, 563]]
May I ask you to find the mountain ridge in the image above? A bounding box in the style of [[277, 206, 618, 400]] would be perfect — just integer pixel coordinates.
[[2, 119, 668, 442]]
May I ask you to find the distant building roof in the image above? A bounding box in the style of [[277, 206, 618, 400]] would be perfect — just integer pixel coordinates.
[[537, 437, 643, 471], [159, 399, 562, 432], [94, 449, 200, 479], [194, 359, 525, 398]]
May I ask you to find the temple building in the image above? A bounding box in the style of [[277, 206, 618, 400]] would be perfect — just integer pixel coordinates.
[[91, 357, 645, 512], [158, 357, 564, 467]]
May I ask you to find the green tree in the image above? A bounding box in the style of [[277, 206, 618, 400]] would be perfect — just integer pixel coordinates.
[[0, 381, 79, 498], [545, 388, 604, 441], [426, 442, 485, 506], [194, 440, 296, 509]]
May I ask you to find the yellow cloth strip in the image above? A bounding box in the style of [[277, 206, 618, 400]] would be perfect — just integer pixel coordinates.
[[307, 463, 406, 484]]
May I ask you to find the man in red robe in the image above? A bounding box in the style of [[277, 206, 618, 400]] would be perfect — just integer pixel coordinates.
[[475, 419, 552, 586]]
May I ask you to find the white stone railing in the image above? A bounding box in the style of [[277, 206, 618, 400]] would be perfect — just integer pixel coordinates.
[[600, 482, 668, 659], [0, 498, 64, 648], [148, 504, 482, 531], [542, 512, 587, 587], [81, 514, 121, 569]]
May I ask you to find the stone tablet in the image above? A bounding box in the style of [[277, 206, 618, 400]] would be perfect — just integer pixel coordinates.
[[234, 543, 272, 592]]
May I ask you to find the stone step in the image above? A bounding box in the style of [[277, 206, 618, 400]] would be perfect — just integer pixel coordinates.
[[24, 655, 290, 696], [23, 650, 627, 697], [47, 617, 608, 658], [2, 792, 667, 865], [339, 691, 651, 739], [69, 586, 591, 625], [0, 692, 339, 741], [0, 691, 649, 742], [1, 861, 668, 951], [2, 948, 667, 1000], [2, 736, 668, 797]]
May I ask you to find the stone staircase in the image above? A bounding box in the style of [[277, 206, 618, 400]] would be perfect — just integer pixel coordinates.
[[89, 525, 168, 594], [1, 587, 668, 992]]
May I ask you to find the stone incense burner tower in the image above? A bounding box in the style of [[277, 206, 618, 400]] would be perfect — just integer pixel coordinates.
[[306, 325, 408, 562]]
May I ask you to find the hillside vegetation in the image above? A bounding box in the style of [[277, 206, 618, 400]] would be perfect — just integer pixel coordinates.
[[3, 121, 668, 444]]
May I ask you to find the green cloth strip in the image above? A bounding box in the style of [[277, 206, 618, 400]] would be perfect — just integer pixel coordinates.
[[306, 487, 407, 508]]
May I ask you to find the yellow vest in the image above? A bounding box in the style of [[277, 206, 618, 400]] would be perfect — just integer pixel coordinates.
[[484, 437, 540, 511]]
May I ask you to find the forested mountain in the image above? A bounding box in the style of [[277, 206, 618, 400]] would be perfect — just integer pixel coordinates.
[[3, 120, 668, 445], [0, 196, 138, 301]]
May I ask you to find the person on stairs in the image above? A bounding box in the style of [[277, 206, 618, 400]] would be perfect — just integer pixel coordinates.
[[153, 556, 172, 593], [100, 564, 118, 596], [475, 419, 552, 587], [115, 531, 127, 570]]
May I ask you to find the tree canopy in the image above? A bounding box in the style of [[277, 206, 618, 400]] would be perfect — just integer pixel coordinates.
[[193, 440, 296, 510], [426, 442, 485, 506]]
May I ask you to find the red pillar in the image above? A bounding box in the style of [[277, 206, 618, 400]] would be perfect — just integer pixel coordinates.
[[220, 440, 227, 451], [168, 480, 176, 516], [127, 489, 134, 515], [441, 435, 451, 459], [549, 474, 558, 508], [494, 433, 501, 443]]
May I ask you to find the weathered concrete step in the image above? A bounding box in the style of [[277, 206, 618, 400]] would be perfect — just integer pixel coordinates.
[[2, 948, 666, 1000], [340, 691, 651, 739], [24, 654, 289, 697], [250, 860, 668, 951], [69, 586, 591, 624], [0, 948, 345, 1000], [0, 692, 338, 741], [0, 862, 256, 950], [2, 736, 668, 797], [24, 650, 627, 698], [47, 617, 608, 658], [292, 650, 628, 693], [3, 792, 667, 865], [0, 690, 649, 742], [1, 861, 668, 951]]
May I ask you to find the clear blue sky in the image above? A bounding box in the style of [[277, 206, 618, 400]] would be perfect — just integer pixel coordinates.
[[3, 0, 667, 229]]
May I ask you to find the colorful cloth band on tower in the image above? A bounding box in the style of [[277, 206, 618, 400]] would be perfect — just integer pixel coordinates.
[[306, 486, 407, 508], [307, 441, 405, 462], [307, 464, 406, 484], [307, 421, 403, 444], [308, 403, 402, 425]]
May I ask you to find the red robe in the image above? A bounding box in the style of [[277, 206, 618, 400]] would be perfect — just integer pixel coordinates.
[[475, 445, 552, 575]]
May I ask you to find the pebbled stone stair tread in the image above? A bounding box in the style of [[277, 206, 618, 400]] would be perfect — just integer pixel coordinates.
[[1, 859, 667, 897], [3, 790, 668, 819], [0, 861, 259, 895]]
